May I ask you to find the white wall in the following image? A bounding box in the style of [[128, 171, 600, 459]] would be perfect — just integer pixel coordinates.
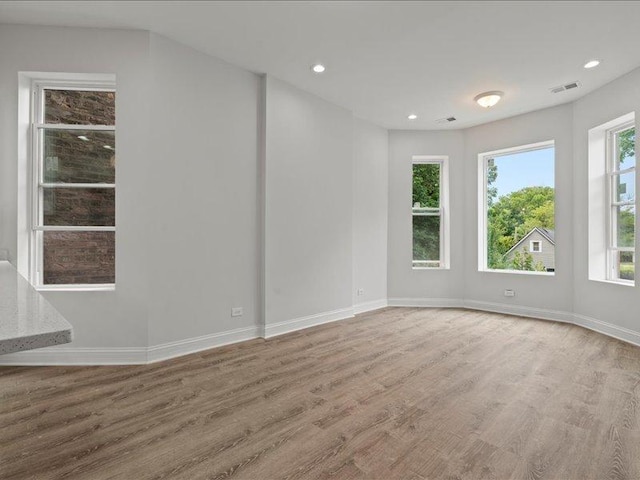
[[0, 24, 152, 349], [352, 118, 388, 310], [264, 76, 353, 332], [145, 34, 261, 346], [388, 130, 465, 302], [573, 68, 640, 332], [463, 104, 574, 313]]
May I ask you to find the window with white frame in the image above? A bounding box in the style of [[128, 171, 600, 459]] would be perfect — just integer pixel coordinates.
[[412, 156, 449, 269], [606, 122, 635, 282], [588, 113, 636, 286], [30, 80, 116, 288], [478, 141, 555, 274]]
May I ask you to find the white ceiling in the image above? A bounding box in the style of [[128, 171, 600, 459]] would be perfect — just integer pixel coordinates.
[[2, 1, 640, 130]]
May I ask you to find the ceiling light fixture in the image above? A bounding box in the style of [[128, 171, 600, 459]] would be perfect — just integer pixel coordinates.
[[311, 63, 326, 74], [77, 135, 90, 142], [103, 145, 114, 150], [474, 91, 503, 108], [407, 114, 418, 120], [584, 59, 600, 69]]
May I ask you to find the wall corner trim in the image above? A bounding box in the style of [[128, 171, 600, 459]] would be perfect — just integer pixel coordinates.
[[264, 307, 354, 339], [146, 326, 261, 364], [573, 313, 640, 347], [354, 299, 388, 315]]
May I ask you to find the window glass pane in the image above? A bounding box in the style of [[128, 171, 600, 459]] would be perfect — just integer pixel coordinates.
[[413, 163, 440, 208], [43, 231, 115, 284], [614, 171, 635, 203], [44, 89, 115, 125], [485, 146, 555, 272], [43, 188, 115, 226], [43, 129, 115, 184], [616, 127, 635, 170], [616, 205, 635, 248], [617, 251, 635, 281], [413, 215, 440, 265]]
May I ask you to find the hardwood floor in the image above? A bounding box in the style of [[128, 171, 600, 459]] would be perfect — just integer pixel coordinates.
[[1, 307, 640, 479]]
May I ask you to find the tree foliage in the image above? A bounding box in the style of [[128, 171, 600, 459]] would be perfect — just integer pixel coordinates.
[[412, 164, 441, 264], [487, 186, 555, 269]]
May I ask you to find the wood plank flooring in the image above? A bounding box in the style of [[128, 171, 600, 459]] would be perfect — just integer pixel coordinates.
[[1, 307, 640, 479]]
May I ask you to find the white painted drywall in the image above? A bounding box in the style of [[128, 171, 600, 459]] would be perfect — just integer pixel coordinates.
[[463, 105, 574, 312], [387, 130, 465, 301], [145, 33, 260, 345], [352, 118, 388, 308], [264, 76, 353, 326], [573, 68, 640, 332], [0, 24, 151, 348]]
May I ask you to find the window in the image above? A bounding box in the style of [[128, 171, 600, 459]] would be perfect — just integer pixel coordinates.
[[478, 141, 555, 274], [607, 122, 635, 282], [30, 80, 116, 289], [412, 155, 449, 269], [589, 113, 635, 286]]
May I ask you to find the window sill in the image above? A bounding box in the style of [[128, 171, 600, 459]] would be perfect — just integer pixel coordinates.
[[479, 269, 555, 276], [36, 284, 115, 292], [413, 267, 450, 271], [588, 278, 635, 288]]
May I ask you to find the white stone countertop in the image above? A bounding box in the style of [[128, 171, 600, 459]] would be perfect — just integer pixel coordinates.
[[0, 261, 73, 355]]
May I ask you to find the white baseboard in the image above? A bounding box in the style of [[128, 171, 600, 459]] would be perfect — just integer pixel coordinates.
[[264, 307, 354, 339], [0, 326, 261, 366], [463, 299, 575, 324], [0, 347, 148, 366], [573, 314, 640, 347], [3, 301, 639, 366], [354, 299, 388, 315], [388, 297, 465, 308], [147, 326, 260, 363]]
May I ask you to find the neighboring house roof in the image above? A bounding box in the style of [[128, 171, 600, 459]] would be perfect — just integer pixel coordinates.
[[505, 227, 555, 256]]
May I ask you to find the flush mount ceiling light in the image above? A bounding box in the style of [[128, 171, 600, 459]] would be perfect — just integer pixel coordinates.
[[584, 59, 600, 69], [77, 135, 90, 142], [407, 114, 418, 120], [474, 91, 503, 108], [311, 63, 326, 74]]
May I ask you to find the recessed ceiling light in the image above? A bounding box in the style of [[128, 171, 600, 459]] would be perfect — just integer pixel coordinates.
[[77, 135, 89, 142], [311, 63, 326, 74], [584, 59, 600, 69], [407, 114, 418, 120], [474, 91, 503, 108]]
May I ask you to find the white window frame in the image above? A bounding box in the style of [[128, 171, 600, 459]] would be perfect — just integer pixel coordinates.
[[606, 121, 635, 284], [477, 140, 555, 275], [530, 240, 542, 253], [29, 78, 116, 291], [588, 112, 636, 287], [412, 155, 450, 270]]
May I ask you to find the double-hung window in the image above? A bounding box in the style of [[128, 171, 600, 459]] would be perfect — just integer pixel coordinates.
[[30, 81, 116, 288], [588, 112, 636, 285], [412, 155, 449, 269], [607, 122, 635, 282]]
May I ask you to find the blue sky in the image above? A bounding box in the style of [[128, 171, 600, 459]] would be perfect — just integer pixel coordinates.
[[492, 147, 555, 198]]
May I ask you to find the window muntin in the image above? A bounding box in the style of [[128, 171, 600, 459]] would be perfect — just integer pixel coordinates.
[[31, 82, 116, 288], [607, 123, 635, 283], [412, 156, 448, 269], [478, 141, 555, 274], [530, 241, 542, 253]]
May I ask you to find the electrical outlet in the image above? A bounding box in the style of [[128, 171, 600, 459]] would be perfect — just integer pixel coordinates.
[[231, 307, 243, 317], [504, 289, 515, 297], [357, 288, 364, 296]]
